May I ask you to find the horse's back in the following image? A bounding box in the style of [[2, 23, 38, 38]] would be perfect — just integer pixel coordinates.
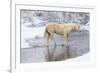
[[46, 22, 64, 34], [46, 23, 55, 29]]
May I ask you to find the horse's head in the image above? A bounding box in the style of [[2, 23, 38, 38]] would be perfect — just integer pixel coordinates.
[[75, 23, 80, 31]]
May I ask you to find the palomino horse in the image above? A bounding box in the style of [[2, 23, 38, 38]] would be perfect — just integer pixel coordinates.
[[44, 22, 80, 46]]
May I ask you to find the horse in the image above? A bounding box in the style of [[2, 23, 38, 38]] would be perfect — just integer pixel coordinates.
[[44, 22, 80, 46]]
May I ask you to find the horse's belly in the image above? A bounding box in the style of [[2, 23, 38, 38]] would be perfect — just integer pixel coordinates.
[[56, 32, 63, 35], [55, 30, 64, 35]]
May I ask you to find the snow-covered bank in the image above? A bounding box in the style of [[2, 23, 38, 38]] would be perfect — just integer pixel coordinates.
[[80, 22, 90, 31], [21, 25, 46, 48], [66, 53, 90, 62]]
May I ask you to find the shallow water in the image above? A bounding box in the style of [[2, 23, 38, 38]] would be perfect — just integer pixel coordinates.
[[20, 31, 89, 63]]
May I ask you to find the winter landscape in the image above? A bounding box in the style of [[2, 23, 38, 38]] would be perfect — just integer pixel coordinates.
[[20, 9, 90, 63]]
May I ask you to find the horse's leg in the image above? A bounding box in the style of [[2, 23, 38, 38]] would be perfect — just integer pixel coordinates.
[[44, 31, 53, 46], [66, 34, 70, 46], [64, 35, 67, 45], [44, 33, 50, 47], [50, 33, 56, 46], [46, 36, 49, 47], [64, 33, 69, 46]]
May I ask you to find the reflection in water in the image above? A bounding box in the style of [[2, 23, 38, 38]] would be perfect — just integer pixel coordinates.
[[20, 44, 89, 63], [44, 45, 69, 61], [20, 45, 73, 63]]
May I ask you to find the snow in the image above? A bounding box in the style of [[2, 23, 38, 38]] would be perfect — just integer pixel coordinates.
[[32, 17, 45, 26], [23, 21, 33, 27], [21, 25, 45, 48], [80, 25, 89, 31], [66, 53, 90, 62], [22, 17, 46, 27], [80, 22, 90, 31]]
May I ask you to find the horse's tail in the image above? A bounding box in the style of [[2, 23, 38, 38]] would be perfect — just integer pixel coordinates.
[[44, 28, 50, 38]]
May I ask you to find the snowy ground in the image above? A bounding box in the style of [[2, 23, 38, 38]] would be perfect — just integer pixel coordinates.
[[21, 25, 46, 48]]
